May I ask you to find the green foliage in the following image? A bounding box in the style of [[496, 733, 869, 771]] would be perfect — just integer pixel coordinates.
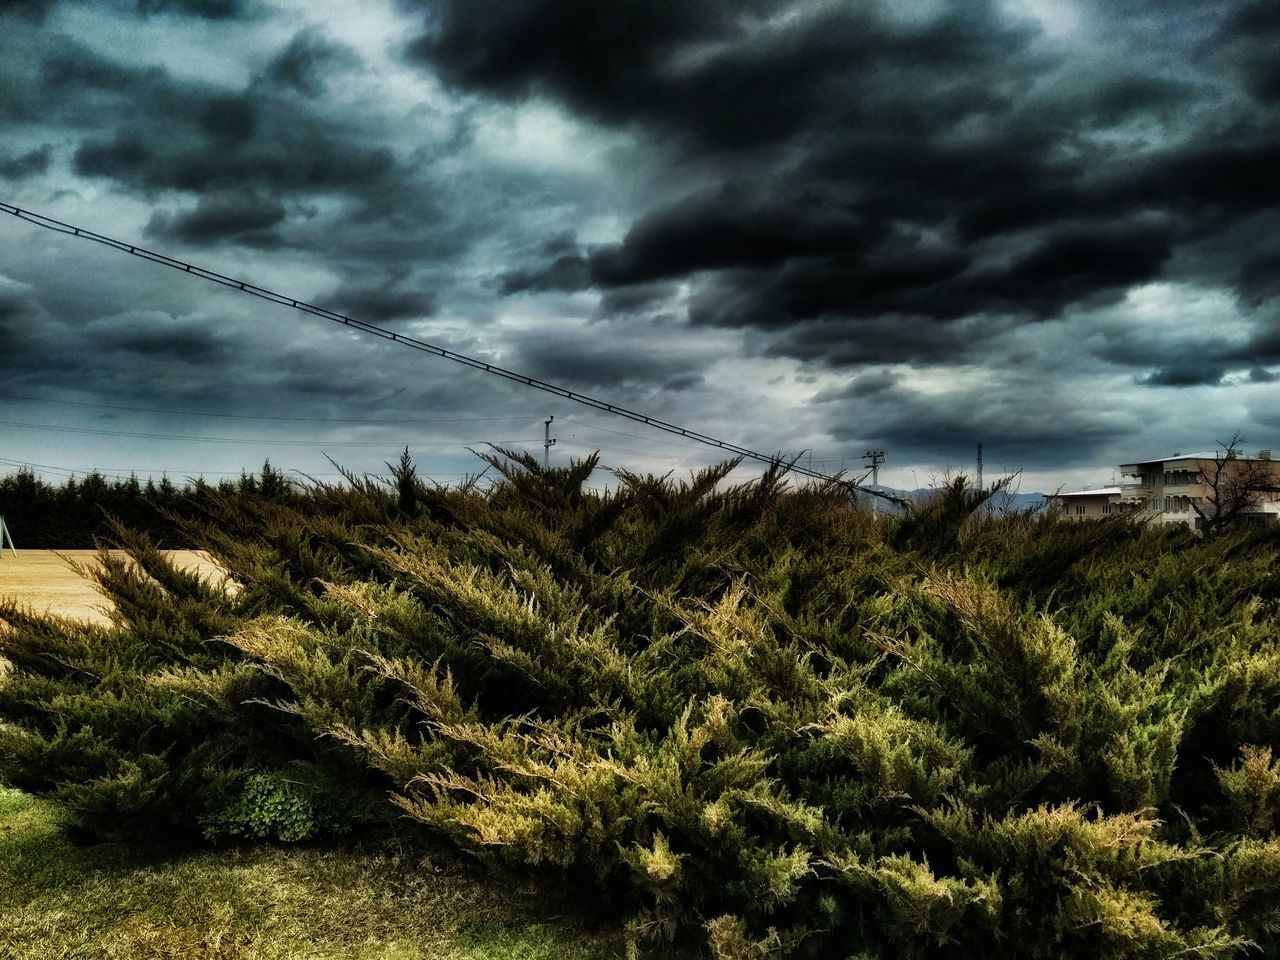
[[200, 768, 354, 843], [5, 458, 1280, 957]]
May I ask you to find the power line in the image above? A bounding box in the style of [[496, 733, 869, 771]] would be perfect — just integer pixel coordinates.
[[0, 391, 530, 424], [559, 416, 709, 450], [0, 202, 908, 507], [4, 393, 787, 465], [561, 420, 875, 466], [5, 394, 747, 463], [557, 439, 741, 465]]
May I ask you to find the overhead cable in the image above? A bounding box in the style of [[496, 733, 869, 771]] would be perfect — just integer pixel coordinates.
[[0, 201, 908, 506]]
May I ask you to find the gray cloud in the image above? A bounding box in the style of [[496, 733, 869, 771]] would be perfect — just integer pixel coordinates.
[[0, 144, 53, 180], [424, 0, 1279, 380], [820, 374, 1141, 472], [145, 190, 287, 247], [321, 285, 436, 324], [88, 313, 239, 363], [511, 338, 707, 392], [2, 0, 1279, 487], [1138, 365, 1228, 387], [260, 27, 362, 98]]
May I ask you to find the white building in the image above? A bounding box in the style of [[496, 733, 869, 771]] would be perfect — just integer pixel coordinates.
[[1048, 486, 1122, 519], [1047, 449, 1280, 530]]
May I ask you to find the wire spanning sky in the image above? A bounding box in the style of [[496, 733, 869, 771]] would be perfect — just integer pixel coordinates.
[[2, 0, 1278, 493]]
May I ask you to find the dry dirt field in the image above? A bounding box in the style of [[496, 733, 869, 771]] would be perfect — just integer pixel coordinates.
[[0, 550, 223, 625]]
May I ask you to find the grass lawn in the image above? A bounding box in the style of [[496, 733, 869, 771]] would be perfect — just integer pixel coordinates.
[[0, 786, 632, 959]]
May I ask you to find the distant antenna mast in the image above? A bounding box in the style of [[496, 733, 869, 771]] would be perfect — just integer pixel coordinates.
[[976, 442, 983, 491], [543, 415, 557, 468], [863, 450, 885, 514]]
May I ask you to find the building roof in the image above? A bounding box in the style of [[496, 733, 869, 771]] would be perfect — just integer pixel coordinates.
[[1120, 451, 1221, 465], [1120, 450, 1274, 466], [1050, 487, 1121, 498]]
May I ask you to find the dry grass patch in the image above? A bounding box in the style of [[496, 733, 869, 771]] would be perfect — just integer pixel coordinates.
[[0, 550, 223, 624]]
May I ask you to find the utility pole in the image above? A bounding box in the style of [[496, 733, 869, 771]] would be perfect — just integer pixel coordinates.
[[543, 415, 557, 468], [863, 449, 885, 514], [976, 442, 983, 492], [0, 515, 16, 557]]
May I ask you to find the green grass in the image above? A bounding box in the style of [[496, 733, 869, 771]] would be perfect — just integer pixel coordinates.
[[0, 786, 632, 960]]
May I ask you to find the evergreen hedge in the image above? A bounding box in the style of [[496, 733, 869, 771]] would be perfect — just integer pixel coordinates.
[[3, 454, 1280, 958]]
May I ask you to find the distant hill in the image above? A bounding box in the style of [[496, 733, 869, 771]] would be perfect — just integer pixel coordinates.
[[861, 487, 1049, 515]]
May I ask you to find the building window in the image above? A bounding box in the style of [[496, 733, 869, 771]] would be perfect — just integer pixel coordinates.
[[1102, 503, 1113, 514], [1076, 505, 1086, 515]]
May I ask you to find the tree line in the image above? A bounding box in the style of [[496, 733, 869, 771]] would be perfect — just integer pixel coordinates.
[[0, 460, 297, 548]]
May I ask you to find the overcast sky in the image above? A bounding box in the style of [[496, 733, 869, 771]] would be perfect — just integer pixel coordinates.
[[2, 0, 1278, 494]]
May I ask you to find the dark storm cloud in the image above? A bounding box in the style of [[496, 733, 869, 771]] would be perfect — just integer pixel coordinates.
[[0, 282, 42, 356], [512, 339, 704, 391], [1138, 364, 1227, 387], [762, 314, 1009, 367], [409, 0, 1029, 150], [588, 190, 880, 286], [406, 0, 751, 132], [6, 0, 1280, 484], [3, 295, 242, 378], [16, 38, 397, 203], [1238, 251, 1280, 305], [1, 0, 55, 20], [1081, 293, 1280, 385], [1227, 323, 1280, 365], [321, 285, 436, 323], [662, 372, 704, 392], [595, 283, 680, 320], [261, 28, 362, 98], [144, 190, 287, 247], [133, 0, 254, 20], [1213, 1, 1280, 103], [89, 315, 236, 363], [0, 144, 52, 180], [72, 126, 395, 195], [818, 376, 1139, 470], [6, 30, 483, 280], [4, 0, 255, 21], [0, 254, 510, 428], [813, 371, 900, 402], [499, 233, 591, 294], [412, 0, 1280, 371], [960, 220, 1177, 317]]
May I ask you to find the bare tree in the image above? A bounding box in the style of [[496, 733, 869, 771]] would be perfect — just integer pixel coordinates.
[[1191, 433, 1279, 535]]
